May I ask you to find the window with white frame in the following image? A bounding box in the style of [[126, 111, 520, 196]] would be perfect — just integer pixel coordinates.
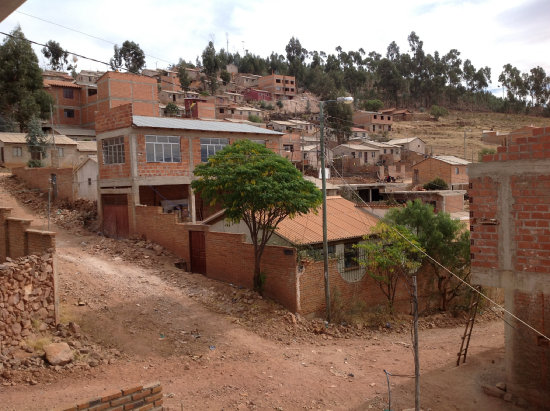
[[145, 135, 181, 163], [371, 151, 375, 158], [102, 136, 125, 164], [12, 147, 22, 157], [200, 138, 228, 162], [57, 147, 64, 157]]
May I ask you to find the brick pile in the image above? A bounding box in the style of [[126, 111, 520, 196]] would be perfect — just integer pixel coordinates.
[[0, 253, 57, 347]]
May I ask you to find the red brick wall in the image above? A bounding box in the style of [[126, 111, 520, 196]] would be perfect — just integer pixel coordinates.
[[12, 167, 75, 202], [60, 382, 163, 411], [469, 126, 550, 408], [298, 259, 436, 316], [95, 103, 133, 134], [510, 291, 550, 405], [469, 176, 499, 269], [0, 208, 56, 262]]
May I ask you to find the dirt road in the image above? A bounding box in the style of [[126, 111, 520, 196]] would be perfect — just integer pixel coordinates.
[[0, 174, 516, 410]]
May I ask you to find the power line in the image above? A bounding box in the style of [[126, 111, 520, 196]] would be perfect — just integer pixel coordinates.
[[332, 164, 550, 343], [14, 10, 174, 66]]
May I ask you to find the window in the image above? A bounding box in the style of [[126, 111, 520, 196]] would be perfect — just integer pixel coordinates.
[[57, 147, 64, 157], [64, 109, 75, 118], [200, 138, 228, 162], [390, 149, 394, 154], [455, 167, 460, 175], [276, 79, 281, 83], [374, 115, 377, 119], [102, 136, 125, 164], [344, 243, 359, 268], [383, 149, 387, 154], [283, 144, 293, 152], [63, 88, 74, 99], [359, 152, 363, 158], [388, 116, 391, 121], [371, 152, 376, 158], [88, 89, 97, 96], [381, 115, 384, 120], [219, 108, 225, 113], [146, 135, 181, 163], [351, 151, 356, 158], [12, 147, 22, 157], [251, 139, 266, 146], [88, 178, 92, 186]]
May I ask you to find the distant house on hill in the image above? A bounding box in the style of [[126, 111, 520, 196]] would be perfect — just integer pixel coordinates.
[[412, 155, 469, 190]]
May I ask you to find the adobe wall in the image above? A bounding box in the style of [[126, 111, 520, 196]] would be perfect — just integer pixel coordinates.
[[12, 167, 75, 202], [469, 126, 550, 408], [59, 382, 163, 411], [0, 252, 58, 347]]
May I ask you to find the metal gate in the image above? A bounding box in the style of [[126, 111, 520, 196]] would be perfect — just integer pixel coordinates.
[[102, 194, 129, 239]]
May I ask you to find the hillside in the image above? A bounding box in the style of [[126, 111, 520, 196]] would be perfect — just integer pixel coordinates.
[[390, 111, 550, 161]]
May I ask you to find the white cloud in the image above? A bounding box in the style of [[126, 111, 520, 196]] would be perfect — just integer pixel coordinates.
[[0, 0, 548, 87]]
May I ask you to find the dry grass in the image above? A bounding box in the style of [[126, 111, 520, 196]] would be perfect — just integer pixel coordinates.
[[390, 110, 550, 161]]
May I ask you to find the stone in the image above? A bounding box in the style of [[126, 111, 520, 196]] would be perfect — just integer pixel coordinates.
[[496, 382, 506, 391], [43, 342, 73, 366], [482, 385, 505, 399], [11, 323, 22, 335]]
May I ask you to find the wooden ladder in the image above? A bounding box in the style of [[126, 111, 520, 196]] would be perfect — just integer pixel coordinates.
[[456, 289, 481, 366]]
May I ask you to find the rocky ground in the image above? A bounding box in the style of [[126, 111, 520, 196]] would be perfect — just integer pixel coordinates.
[[0, 172, 521, 410]]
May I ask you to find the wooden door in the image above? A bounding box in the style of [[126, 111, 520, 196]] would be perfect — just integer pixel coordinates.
[[102, 194, 129, 239], [189, 231, 206, 274]]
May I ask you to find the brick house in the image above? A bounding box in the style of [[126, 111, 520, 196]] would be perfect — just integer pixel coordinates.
[[95, 104, 282, 239], [257, 74, 296, 100], [412, 155, 469, 189], [469, 126, 550, 408], [204, 196, 437, 315], [0, 133, 78, 168], [333, 143, 379, 166], [390, 136, 426, 155], [353, 110, 393, 133], [243, 88, 272, 102]]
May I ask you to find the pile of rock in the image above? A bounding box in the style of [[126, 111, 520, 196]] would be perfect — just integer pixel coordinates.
[[0, 253, 57, 347]]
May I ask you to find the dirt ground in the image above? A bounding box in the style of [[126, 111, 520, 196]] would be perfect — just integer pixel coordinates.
[[0, 172, 521, 410]]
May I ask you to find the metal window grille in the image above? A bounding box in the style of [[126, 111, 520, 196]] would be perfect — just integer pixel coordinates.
[[336, 247, 366, 283]]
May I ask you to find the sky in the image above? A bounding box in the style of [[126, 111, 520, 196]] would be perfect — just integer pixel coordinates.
[[1, 0, 549, 92]]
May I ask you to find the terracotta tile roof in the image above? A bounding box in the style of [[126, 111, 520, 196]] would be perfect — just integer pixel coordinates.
[[43, 79, 81, 89], [275, 196, 379, 245]]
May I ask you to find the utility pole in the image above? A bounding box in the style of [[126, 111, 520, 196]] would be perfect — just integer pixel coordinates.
[[413, 275, 420, 411]]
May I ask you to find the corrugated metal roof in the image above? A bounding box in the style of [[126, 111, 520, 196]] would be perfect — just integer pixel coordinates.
[[336, 143, 378, 151], [433, 155, 470, 165], [362, 141, 399, 148], [77, 141, 98, 152], [275, 196, 379, 245], [390, 137, 419, 145], [54, 126, 96, 137], [0, 133, 77, 145], [132, 115, 281, 135]]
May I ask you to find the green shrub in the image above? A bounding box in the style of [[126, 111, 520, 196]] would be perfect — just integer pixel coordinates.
[[423, 177, 448, 190]]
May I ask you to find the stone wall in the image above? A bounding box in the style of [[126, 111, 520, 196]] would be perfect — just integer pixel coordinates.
[[0, 253, 58, 348], [60, 382, 163, 411]]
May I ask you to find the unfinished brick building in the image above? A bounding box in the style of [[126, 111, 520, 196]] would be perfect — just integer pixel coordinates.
[[95, 104, 282, 238], [469, 126, 550, 408]]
